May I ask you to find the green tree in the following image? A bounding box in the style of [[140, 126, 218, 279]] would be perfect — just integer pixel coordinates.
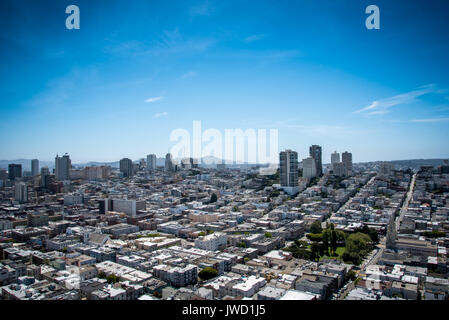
[[342, 251, 362, 265], [330, 230, 337, 255], [322, 230, 329, 256], [346, 232, 371, 254], [198, 267, 218, 281], [423, 230, 446, 238], [210, 193, 218, 203], [335, 230, 346, 245], [310, 220, 322, 234], [310, 242, 320, 261], [346, 270, 357, 281], [294, 240, 308, 248], [264, 232, 272, 238], [198, 231, 206, 236], [238, 241, 247, 248], [106, 274, 120, 284], [306, 233, 323, 242]]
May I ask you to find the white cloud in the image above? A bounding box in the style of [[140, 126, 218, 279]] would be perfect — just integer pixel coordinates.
[[354, 84, 436, 115], [145, 96, 163, 103], [190, 1, 213, 16], [244, 34, 266, 43], [409, 117, 449, 123], [179, 71, 197, 79], [153, 112, 168, 118]]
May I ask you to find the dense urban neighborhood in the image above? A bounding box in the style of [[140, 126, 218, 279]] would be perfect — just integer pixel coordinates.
[[1, 150, 448, 300]]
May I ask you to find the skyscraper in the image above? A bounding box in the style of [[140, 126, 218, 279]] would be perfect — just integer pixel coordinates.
[[40, 167, 50, 188], [0, 169, 7, 184], [119, 158, 134, 178], [279, 150, 299, 195], [31, 159, 39, 176], [331, 151, 340, 165], [302, 157, 317, 179], [342, 151, 353, 176], [165, 153, 174, 172], [309, 145, 323, 176], [8, 164, 22, 181], [55, 154, 71, 181], [331, 151, 342, 175], [15, 181, 28, 203], [146, 154, 157, 172]]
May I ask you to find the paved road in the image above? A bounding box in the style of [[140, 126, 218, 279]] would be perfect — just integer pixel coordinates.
[[363, 173, 416, 270], [396, 173, 417, 232], [334, 174, 377, 217]]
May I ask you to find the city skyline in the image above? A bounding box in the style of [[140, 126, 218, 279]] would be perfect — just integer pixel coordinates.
[[1, 0, 449, 163]]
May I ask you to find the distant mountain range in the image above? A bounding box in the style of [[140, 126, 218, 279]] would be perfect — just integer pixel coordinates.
[[1, 158, 447, 172]]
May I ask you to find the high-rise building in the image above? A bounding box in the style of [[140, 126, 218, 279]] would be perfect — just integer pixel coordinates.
[[191, 158, 199, 168], [342, 151, 353, 176], [146, 154, 157, 172], [309, 145, 322, 176], [181, 158, 192, 169], [165, 153, 174, 172], [332, 162, 346, 177], [55, 154, 71, 181], [331, 151, 340, 165], [302, 157, 317, 179], [0, 169, 7, 184], [98, 198, 146, 217], [119, 158, 134, 178], [15, 181, 28, 203], [40, 167, 50, 188], [31, 159, 39, 176], [8, 164, 22, 181], [279, 149, 299, 190]]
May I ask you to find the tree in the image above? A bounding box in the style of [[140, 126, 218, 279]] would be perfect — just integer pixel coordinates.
[[61, 247, 68, 254], [265, 232, 272, 238], [423, 230, 446, 238], [335, 230, 346, 245], [322, 230, 329, 256], [238, 241, 247, 248], [310, 220, 322, 234], [355, 225, 379, 244], [306, 233, 323, 242], [346, 270, 357, 281], [310, 242, 320, 261], [198, 267, 218, 281], [106, 274, 120, 284], [342, 251, 362, 265], [346, 232, 371, 254], [294, 240, 308, 248], [343, 232, 372, 265], [198, 231, 206, 236], [318, 243, 325, 257], [330, 230, 337, 255], [210, 193, 218, 203]]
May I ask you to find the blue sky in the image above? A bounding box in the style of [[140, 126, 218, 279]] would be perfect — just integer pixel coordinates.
[[1, 0, 449, 163]]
